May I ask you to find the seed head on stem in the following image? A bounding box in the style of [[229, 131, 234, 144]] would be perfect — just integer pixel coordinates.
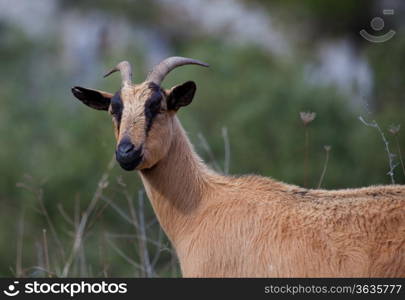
[[300, 111, 316, 187]]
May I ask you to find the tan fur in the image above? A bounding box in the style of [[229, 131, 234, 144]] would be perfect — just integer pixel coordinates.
[[100, 82, 405, 277]]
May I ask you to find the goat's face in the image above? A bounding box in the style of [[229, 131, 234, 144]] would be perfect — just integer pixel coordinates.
[[71, 57, 208, 171]]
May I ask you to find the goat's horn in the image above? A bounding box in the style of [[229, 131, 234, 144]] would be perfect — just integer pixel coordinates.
[[146, 56, 209, 85], [103, 61, 132, 86]]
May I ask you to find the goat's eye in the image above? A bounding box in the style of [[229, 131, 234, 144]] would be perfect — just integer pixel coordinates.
[[149, 99, 161, 113], [110, 103, 120, 115], [110, 104, 122, 126]]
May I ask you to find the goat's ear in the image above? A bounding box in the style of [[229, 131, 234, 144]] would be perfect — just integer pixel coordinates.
[[71, 86, 113, 111], [166, 81, 196, 111]]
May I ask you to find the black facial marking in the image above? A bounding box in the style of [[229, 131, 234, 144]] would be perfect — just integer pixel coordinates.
[[110, 91, 123, 125], [144, 83, 163, 133]]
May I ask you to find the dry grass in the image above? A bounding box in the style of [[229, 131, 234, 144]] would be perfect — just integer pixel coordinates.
[[15, 157, 179, 278]]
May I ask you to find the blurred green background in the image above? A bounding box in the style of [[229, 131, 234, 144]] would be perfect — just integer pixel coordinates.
[[0, 0, 404, 277]]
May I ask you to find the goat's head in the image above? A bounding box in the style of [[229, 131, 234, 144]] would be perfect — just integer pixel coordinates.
[[71, 57, 208, 171]]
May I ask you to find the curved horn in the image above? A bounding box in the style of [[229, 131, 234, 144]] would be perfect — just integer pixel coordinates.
[[103, 61, 132, 86], [146, 56, 209, 85]]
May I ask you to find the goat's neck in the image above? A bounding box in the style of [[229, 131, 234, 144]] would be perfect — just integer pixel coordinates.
[[139, 117, 211, 244]]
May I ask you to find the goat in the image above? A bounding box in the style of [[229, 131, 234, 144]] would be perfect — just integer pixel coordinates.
[[72, 57, 405, 277]]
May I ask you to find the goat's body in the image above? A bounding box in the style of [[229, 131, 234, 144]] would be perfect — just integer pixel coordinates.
[[140, 117, 405, 277], [179, 178, 405, 277]]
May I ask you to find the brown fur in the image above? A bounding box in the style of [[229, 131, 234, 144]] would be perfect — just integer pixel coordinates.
[[76, 80, 405, 278]]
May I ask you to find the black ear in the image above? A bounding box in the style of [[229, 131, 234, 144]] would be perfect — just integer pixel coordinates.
[[167, 81, 196, 111], [71, 86, 113, 111]]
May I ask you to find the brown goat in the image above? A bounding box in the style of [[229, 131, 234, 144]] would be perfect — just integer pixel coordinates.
[[72, 57, 405, 277]]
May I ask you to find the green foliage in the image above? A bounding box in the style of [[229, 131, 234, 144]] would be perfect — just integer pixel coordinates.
[[171, 39, 405, 188]]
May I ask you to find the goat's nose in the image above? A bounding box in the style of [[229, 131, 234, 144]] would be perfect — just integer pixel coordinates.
[[116, 137, 143, 170], [118, 141, 135, 154]]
